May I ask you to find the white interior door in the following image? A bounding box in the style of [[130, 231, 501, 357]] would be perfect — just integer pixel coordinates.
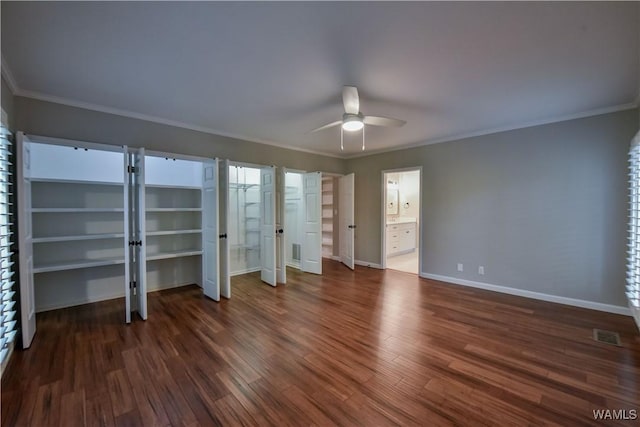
[[134, 149, 147, 320], [260, 166, 276, 286], [339, 173, 355, 270], [219, 160, 231, 298], [16, 133, 36, 348], [302, 172, 322, 274], [276, 167, 286, 284], [124, 149, 132, 323], [202, 159, 220, 301]]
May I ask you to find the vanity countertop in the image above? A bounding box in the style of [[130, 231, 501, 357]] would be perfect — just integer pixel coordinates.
[[387, 217, 416, 225]]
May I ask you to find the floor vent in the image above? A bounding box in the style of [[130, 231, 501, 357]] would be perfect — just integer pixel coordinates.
[[593, 329, 622, 346]]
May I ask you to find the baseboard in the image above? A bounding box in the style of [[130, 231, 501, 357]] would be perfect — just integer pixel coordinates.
[[355, 260, 383, 269], [36, 282, 200, 313], [230, 267, 261, 277], [420, 272, 631, 316], [36, 290, 125, 313]]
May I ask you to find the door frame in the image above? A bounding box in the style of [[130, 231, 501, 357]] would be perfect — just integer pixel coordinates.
[[380, 166, 423, 274]]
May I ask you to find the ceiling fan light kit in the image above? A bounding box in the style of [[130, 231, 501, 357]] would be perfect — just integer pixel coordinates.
[[310, 86, 406, 152], [340, 122, 366, 151], [342, 113, 364, 131]]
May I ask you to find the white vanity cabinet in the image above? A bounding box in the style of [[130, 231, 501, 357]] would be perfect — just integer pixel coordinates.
[[386, 220, 416, 256]]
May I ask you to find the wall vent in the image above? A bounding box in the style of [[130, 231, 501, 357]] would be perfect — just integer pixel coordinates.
[[593, 329, 621, 346]]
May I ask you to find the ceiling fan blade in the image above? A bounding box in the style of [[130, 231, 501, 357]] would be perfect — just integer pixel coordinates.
[[363, 115, 406, 127], [343, 86, 359, 114], [309, 120, 342, 133]]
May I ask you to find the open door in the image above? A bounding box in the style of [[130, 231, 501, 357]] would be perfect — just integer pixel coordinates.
[[339, 173, 355, 270], [302, 172, 322, 274], [260, 166, 276, 286], [202, 159, 220, 300], [132, 149, 147, 320], [276, 167, 286, 284], [16, 132, 36, 347], [219, 160, 231, 298]]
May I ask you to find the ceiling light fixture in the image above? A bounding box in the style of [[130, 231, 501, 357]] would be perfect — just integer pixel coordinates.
[[342, 115, 364, 131]]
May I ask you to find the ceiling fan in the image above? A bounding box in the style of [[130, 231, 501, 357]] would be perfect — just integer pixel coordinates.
[[310, 86, 406, 151]]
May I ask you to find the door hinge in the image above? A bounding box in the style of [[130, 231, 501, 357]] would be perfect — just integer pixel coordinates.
[[129, 240, 142, 246], [127, 165, 136, 173], [129, 281, 136, 289]]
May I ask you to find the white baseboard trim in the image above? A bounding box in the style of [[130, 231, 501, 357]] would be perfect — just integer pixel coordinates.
[[36, 282, 201, 313], [231, 267, 261, 277], [36, 290, 125, 313], [420, 273, 631, 316], [355, 260, 383, 269]]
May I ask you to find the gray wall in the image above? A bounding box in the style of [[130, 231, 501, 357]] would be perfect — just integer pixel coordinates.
[[347, 109, 639, 307], [13, 95, 639, 307], [1, 76, 14, 129], [14, 97, 346, 174]]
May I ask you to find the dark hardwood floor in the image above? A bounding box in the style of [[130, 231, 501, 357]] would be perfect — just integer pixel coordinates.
[[2, 259, 640, 426]]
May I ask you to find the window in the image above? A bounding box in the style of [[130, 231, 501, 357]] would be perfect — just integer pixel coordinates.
[[627, 131, 640, 330], [0, 125, 16, 364]]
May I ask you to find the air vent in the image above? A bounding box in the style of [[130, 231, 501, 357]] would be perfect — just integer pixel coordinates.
[[593, 329, 622, 346], [292, 244, 301, 261]]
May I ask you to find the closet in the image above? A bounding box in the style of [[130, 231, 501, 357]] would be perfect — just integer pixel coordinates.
[[17, 134, 219, 346], [284, 171, 303, 269], [280, 169, 322, 276], [228, 164, 261, 276], [321, 175, 336, 258]]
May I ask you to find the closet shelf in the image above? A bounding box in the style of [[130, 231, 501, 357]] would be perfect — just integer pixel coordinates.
[[29, 178, 123, 186], [146, 207, 202, 212], [34, 257, 126, 274], [32, 233, 126, 243], [31, 208, 124, 213], [229, 183, 259, 189], [145, 183, 202, 190], [146, 249, 202, 261], [146, 229, 201, 236]]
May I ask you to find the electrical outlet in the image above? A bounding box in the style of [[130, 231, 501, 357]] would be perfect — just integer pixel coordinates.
[[457, 263, 463, 272], [478, 266, 485, 275]]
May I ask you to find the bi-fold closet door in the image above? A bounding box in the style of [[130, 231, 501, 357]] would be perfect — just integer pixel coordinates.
[[17, 136, 221, 347], [17, 134, 130, 347], [130, 149, 221, 313]]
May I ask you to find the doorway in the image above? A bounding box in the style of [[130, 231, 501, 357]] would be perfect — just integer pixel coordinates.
[[382, 168, 421, 274]]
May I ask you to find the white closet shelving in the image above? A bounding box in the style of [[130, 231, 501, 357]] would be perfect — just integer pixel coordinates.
[[18, 137, 221, 329], [228, 165, 261, 275], [22, 138, 128, 313], [322, 175, 334, 258], [143, 155, 206, 290]]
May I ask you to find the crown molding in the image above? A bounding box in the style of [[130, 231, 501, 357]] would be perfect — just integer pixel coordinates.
[[15, 89, 344, 159], [5, 47, 638, 161], [1, 56, 18, 94], [344, 101, 640, 160]]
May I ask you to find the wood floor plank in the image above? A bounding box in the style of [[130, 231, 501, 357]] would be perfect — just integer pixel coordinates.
[[2, 259, 639, 426]]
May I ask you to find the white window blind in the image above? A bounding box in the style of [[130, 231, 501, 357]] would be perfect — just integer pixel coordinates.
[[0, 125, 16, 364], [627, 130, 640, 330]]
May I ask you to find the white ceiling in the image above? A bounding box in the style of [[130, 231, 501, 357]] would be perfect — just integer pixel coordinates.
[[2, 2, 639, 157]]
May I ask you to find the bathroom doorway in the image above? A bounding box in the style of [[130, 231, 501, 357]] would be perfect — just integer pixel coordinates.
[[382, 168, 421, 274]]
